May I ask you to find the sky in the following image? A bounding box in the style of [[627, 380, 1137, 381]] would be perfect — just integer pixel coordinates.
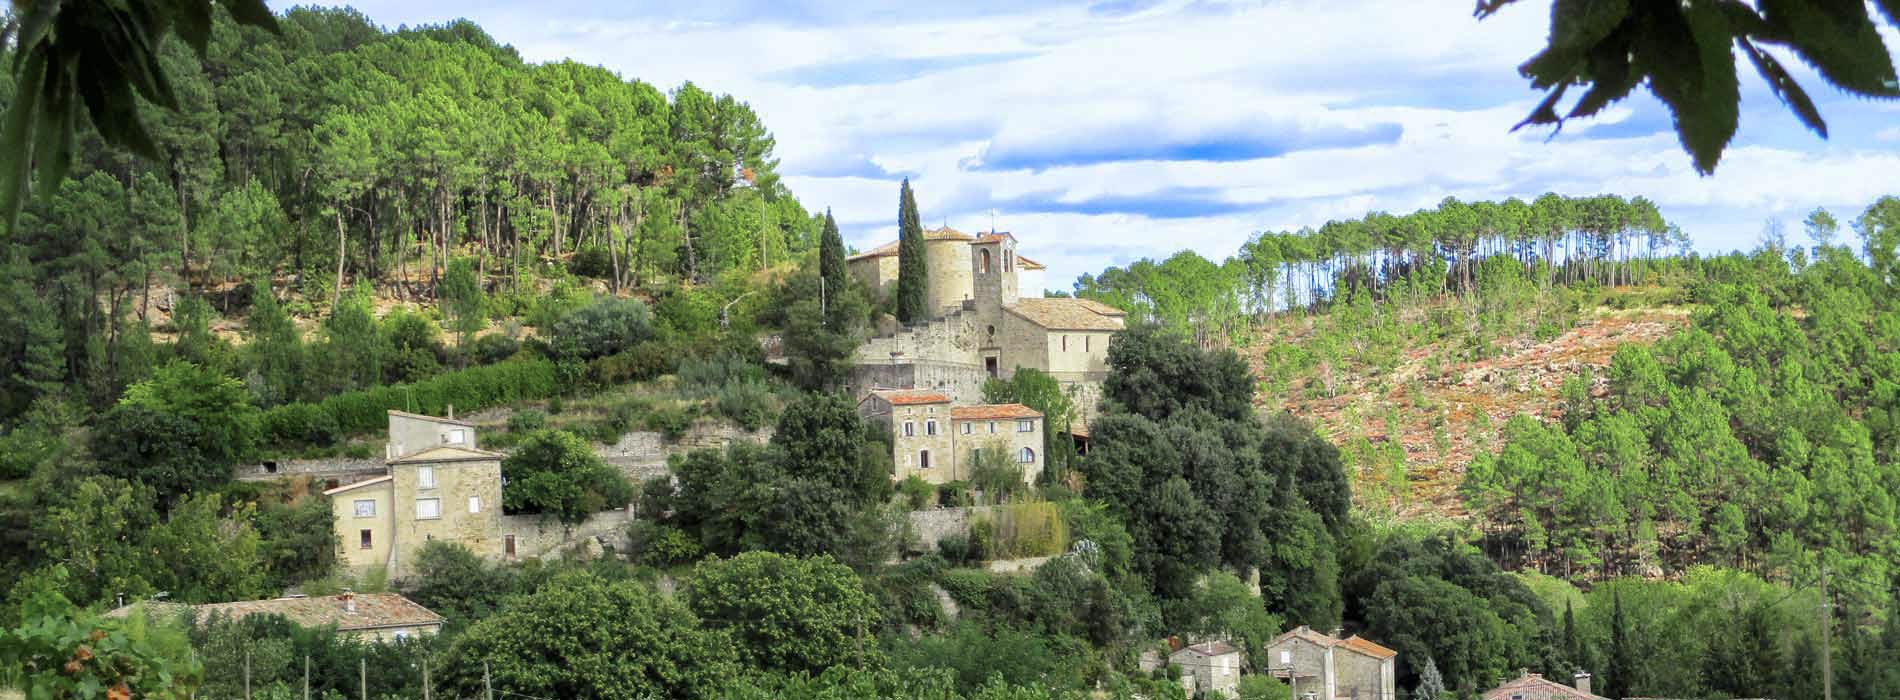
[[322, 0, 1900, 288]]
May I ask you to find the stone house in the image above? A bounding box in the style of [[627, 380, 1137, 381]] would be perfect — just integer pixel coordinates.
[[1171, 641, 1244, 699], [1482, 670, 1605, 700], [857, 389, 1044, 486], [846, 228, 1125, 427], [328, 411, 635, 579], [1264, 625, 1398, 700], [107, 592, 444, 643]]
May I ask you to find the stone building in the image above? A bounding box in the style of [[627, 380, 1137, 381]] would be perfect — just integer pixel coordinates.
[[1171, 640, 1244, 699], [857, 389, 1044, 485], [846, 228, 1124, 427], [1481, 670, 1605, 700], [1264, 625, 1399, 700], [327, 411, 634, 579], [107, 592, 444, 643]]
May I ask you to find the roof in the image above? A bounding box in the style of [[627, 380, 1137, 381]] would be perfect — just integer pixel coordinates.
[[1337, 635, 1397, 659], [869, 389, 951, 406], [1173, 640, 1242, 658], [386, 409, 474, 428], [1267, 625, 1343, 649], [108, 593, 444, 633], [951, 404, 1043, 420], [1482, 672, 1606, 700], [845, 227, 976, 262], [388, 445, 506, 465], [1005, 297, 1128, 330], [974, 231, 1017, 245], [323, 475, 393, 496], [1015, 254, 1046, 270]]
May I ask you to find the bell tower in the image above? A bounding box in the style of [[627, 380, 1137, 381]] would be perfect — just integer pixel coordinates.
[[970, 232, 1018, 316]]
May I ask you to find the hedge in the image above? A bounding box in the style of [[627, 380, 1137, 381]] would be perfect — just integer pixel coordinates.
[[263, 359, 562, 444]]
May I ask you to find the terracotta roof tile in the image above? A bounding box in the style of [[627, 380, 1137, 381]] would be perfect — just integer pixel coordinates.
[[951, 404, 1042, 420], [1338, 635, 1397, 659], [1482, 672, 1606, 700], [846, 227, 976, 262], [846, 240, 900, 262], [1267, 625, 1342, 649], [1015, 254, 1046, 270], [108, 594, 443, 633], [872, 389, 951, 405], [1005, 298, 1128, 330]]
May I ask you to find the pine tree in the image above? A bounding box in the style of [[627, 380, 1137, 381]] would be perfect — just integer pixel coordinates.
[[245, 279, 304, 406], [1416, 656, 1448, 700], [818, 209, 847, 329], [894, 178, 927, 324], [1606, 590, 1637, 699]]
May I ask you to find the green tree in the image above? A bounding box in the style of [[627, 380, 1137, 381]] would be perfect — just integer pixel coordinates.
[[1416, 656, 1448, 700], [244, 279, 304, 406], [895, 178, 927, 324], [90, 404, 225, 504], [440, 256, 488, 360], [0, 588, 204, 700], [818, 209, 849, 328], [550, 297, 654, 362], [683, 551, 881, 673], [407, 540, 513, 630], [119, 360, 261, 466], [771, 392, 888, 505], [983, 368, 1079, 481], [501, 430, 635, 524], [441, 571, 736, 700]]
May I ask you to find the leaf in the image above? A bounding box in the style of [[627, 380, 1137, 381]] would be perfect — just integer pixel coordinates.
[[1759, 0, 1900, 96], [1512, 83, 1571, 134], [0, 51, 48, 236], [218, 0, 284, 33], [1877, 0, 1900, 26], [1567, 28, 1640, 119], [1547, 0, 1631, 51], [1740, 38, 1828, 137], [1636, 2, 1739, 174]]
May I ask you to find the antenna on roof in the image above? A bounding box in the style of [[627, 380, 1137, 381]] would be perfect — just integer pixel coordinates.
[[990, 209, 995, 235]]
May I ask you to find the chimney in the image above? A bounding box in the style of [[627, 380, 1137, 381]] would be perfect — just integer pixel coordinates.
[[340, 589, 356, 614], [1331, 627, 1344, 639], [1573, 671, 1592, 696]]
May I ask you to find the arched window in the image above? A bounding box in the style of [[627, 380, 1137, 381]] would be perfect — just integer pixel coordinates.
[[1005, 251, 1013, 271], [1019, 447, 1036, 463], [980, 248, 992, 274]]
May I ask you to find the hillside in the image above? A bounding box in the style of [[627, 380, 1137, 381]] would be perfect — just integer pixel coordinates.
[[1250, 300, 1689, 517]]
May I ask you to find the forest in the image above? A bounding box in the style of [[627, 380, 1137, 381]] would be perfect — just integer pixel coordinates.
[[3, 5, 1900, 700]]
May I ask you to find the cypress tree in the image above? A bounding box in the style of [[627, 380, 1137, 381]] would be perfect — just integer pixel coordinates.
[[895, 178, 927, 324], [1606, 590, 1636, 699], [818, 209, 847, 328]]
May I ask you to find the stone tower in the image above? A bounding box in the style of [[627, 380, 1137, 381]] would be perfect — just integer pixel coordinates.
[[970, 233, 1019, 316]]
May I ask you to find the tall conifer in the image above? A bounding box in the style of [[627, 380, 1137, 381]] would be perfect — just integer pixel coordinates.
[[818, 209, 846, 328], [895, 179, 927, 324]]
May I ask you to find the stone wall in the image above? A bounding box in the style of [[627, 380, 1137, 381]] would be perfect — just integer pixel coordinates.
[[598, 422, 774, 485], [239, 456, 384, 484], [497, 507, 638, 562], [905, 506, 990, 553]]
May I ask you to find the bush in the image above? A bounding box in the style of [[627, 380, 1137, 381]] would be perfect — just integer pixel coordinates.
[[936, 534, 973, 566], [677, 355, 766, 398], [501, 430, 635, 524], [261, 401, 340, 446], [550, 297, 655, 361], [713, 380, 772, 430], [937, 568, 991, 608], [968, 518, 995, 562], [645, 403, 695, 441], [629, 521, 701, 567], [261, 359, 561, 439], [937, 481, 971, 508], [899, 475, 935, 510], [467, 333, 521, 365], [568, 248, 615, 279], [507, 409, 549, 433], [587, 341, 674, 385]]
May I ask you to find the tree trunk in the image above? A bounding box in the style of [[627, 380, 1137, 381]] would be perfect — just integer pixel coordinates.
[[334, 205, 348, 308]]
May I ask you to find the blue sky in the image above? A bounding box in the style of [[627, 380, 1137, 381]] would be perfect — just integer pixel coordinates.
[[326, 0, 1900, 287]]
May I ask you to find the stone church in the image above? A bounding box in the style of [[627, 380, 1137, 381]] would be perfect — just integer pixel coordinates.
[[845, 227, 1126, 429]]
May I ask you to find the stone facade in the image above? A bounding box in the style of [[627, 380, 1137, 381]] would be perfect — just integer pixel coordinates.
[[1170, 641, 1243, 699], [845, 228, 1125, 426], [328, 411, 648, 580], [858, 390, 1042, 485], [1482, 671, 1606, 700], [1264, 626, 1398, 700]]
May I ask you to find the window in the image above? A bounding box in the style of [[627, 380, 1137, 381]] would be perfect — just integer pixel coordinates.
[[961, 422, 973, 435], [903, 421, 915, 437], [417, 466, 435, 489], [988, 421, 996, 433], [504, 535, 517, 559], [919, 450, 931, 469], [1020, 447, 1036, 463], [444, 429, 466, 445], [980, 248, 992, 273], [468, 496, 481, 513], [359, 529, 373, 549], [1018, 419, 1035, 432], [926, 420, 938, 436], [1085, 336, 1091, 352], [416, 498, 441, 520], [392, 630, 412, 640], [353, 499, 376, 518], [1062, 335, 1068, 351]]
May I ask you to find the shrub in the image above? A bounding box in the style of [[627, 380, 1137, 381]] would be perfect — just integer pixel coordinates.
[[937, 481, 971, 508], [713, 380, 772, 430], [936, 534, 973, 566], [550, 297, 655, 361], [261, 358, 561, 438], [587, 340, 674, 385], [645, 403, 695, 441], [467, 333, 521, 365], [677, 355, 766, 398], [261, 402, 340, 446], [937, 569, 991, 608], [629, 521, 701, 567], [968, 518, 995, 561], [568, 248, 615, 279], [507, 409, 549, 433], [501, 429, 635, 524], [899, 475, 935, 510]]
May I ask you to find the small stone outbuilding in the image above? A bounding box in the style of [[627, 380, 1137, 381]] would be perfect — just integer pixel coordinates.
[[1170, 640, 1244, 699], [1482, 670, 1606, 700], [107, 592, 444, 643], [1264, 625, 1398, 700]]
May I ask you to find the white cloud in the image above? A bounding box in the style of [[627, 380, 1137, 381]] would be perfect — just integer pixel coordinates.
[[333, 0, 1900, 284]]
